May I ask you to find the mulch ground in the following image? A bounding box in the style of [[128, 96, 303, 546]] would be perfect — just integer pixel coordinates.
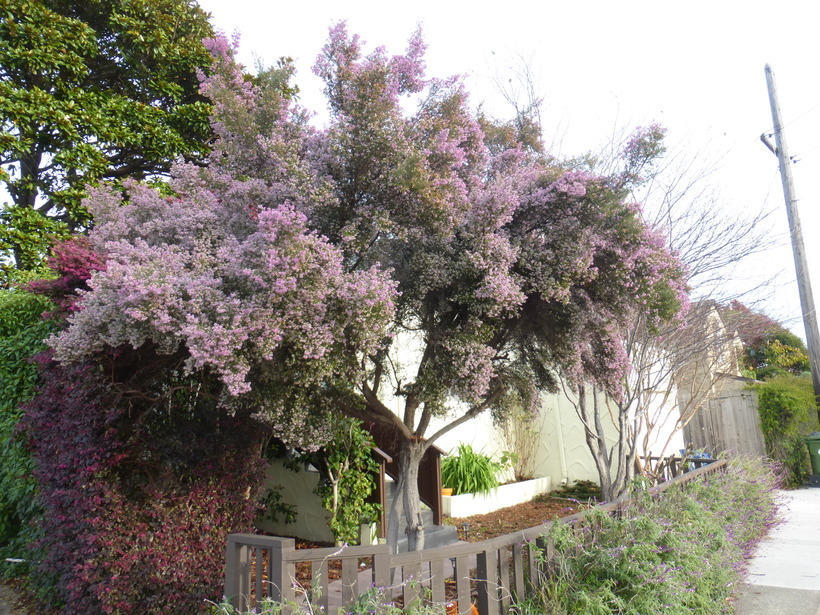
[[446, 495, 590, 541]]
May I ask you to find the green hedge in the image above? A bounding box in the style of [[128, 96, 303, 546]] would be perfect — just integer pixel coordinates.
[[753, 374, 819, 488], [0, 289, 56, 573]]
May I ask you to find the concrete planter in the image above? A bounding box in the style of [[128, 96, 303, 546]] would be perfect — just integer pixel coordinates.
[[441, 476, 552, 517]]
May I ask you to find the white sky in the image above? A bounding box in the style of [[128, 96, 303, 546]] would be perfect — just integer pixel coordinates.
[[197, 0, 820, 337]]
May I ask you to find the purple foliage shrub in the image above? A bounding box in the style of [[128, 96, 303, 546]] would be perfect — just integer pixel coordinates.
[[21, 356, 266, 614], [26, 243, 269, 613]]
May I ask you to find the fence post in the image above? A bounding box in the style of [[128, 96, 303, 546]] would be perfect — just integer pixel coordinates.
[[225, 534, 250, 610], [268, 537, 297, 604]]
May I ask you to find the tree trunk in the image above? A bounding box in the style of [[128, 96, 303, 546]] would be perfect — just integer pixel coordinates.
[[387, 463, 405, 553], [330, 478, 342, 546], [577, 384, 616, 501], [387, 439, 427, 553]]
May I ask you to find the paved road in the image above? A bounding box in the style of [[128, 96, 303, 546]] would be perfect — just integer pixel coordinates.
[[734, 487, 820, 614]]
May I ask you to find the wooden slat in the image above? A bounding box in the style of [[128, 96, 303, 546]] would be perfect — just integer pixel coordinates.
[[403, 561, 422, 609], [455, 556, 471, 615], [282, 559, 296, 607], [430, 558, 446, 604], [499, 546, 511, 612], [372, 550, 389, 591], [512, 543, 525, 601], [544, 536, 556, 581], [476, 549, 499, 615], [341, 558, 358, 605], [526, 540, 538, 590], [311, 559, 329, 612], [253, 548, 263, 607]]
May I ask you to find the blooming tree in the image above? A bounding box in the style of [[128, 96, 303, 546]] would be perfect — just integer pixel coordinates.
[[50, 27, 686, 552], [304, 26, 686, 549]]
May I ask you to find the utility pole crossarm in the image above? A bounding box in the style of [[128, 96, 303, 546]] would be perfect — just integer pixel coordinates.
[[759, 133, 777, 156], [764, 64, 820, 411]]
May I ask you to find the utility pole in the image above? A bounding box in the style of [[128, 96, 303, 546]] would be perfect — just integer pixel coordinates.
[[762, 64, 820, 412]]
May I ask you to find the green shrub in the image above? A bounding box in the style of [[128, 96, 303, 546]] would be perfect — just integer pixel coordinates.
[[547, 479, 602, 502], [284, 417, 381, 546], [518, 456, 782, 615], [441, 443, 506, 495], [0, 289, 56, 575], [753, 374, 819, 487]]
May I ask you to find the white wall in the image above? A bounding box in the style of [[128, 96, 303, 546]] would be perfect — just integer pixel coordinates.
[[534, 388, 620, 486], [430, 382, 685, 491], [255, 459, 333, 543], [635, 383, 687, 459], [376, 331, 685, 491], [430, 387, 616, 487]]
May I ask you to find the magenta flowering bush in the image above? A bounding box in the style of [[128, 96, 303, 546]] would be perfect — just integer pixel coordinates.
[[49, 171, 396, 403], [26, 237, 106, 317]]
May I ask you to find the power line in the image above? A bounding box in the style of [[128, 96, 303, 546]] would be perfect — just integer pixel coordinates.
[[783, 100, 820, 130]]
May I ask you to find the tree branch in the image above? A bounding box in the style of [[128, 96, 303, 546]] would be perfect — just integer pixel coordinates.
[[423, 385, 507, 448], [360, 381, 414, 440]]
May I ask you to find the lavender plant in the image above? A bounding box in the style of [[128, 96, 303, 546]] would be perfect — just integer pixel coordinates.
[[519, 456, 782, 615], [210, 582, 444, 615]]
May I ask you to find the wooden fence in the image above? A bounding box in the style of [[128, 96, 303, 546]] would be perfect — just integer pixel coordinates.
[[640, 454, 717, 484], [683, 377, 766, 457], [224, 459, 727, 614]]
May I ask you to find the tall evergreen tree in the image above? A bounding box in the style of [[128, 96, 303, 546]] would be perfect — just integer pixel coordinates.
[[0, 0, 214, 274]]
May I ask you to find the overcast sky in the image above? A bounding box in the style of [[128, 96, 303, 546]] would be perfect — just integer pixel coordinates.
[[198, 0, 820, 336]]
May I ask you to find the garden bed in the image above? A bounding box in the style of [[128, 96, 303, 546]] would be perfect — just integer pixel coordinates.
[[441, 476, 551, 517], [446, 494, 588, 541]]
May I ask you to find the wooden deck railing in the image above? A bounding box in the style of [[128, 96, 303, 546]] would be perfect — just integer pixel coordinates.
[[224, 458, 727, 614]]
